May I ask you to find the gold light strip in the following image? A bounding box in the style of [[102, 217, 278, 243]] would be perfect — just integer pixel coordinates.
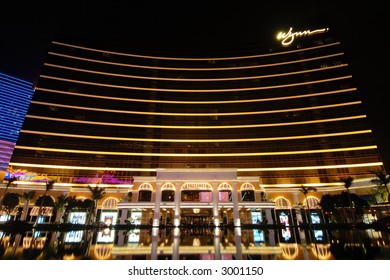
[[31, 100, 361, 117], [9, 163, 155, 172], [25, 115, 367, 129], [35, 87, 357, 105], [39, 74, 353, 93], [53, 41, 340, 61], [20, 129, 372, 143], [44, 62, 347, 82], [14, 145, 377, 157], [239, 162, 383, 171], [261, 182, 343, 187], [49, 52, 344, 72], [9, 162, 383, 172]]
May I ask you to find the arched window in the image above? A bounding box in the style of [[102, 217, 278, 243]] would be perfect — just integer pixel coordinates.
[[161, 182, 175, 202], [241, 183, 255, 201], [303, 196, 320, 209], [138, 183, 153, 202], [274, 197, 291, 209], [218, 182, 232, 202], [102, 197, 119, 209], [181, 182, 212, 202]]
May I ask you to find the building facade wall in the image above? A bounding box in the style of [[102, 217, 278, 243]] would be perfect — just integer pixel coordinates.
[[3, 28, 386, 220]]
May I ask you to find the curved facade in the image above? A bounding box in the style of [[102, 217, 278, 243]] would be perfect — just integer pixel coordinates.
[[0, 73, 33, 172], [8, 29, 384, 194], [2, 28, 386, 228]]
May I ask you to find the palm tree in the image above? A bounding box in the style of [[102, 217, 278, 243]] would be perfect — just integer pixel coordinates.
[[54, 194, 68, 223], [370, 170, 390, 202], [34, 179, 55, 226], [20, 191, 36, 221], [0, 176, 18, 210], [86, 185, 106, 225], [1, 192, 20, 220], [339, 176, 354, 223], [299, 185, 317, 224]]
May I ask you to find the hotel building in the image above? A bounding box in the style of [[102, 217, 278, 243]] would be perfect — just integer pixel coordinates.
[[3, 27, 385, 227], [0, 73, 34, 173]]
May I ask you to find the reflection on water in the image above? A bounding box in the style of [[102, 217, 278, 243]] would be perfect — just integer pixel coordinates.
[[0, 227, 389, 260]]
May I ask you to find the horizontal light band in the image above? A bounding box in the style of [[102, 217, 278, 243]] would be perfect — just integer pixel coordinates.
[[53, 41, 340, 61], [40, 74, 352, 93], [44, 62, 347, 82], [50, 51, 344, 72], [261, 182, 343, 187], [35, 87, 357, 105], [20, 129, 372, 143], [31, 100, 361, 117], [261, 177, 376, 188], [15, 145, 377, 157], [9, 163, 155, 172], [9, 162, 383, 172], [26, 115, 366, 129], [239, 162, 383, 171]]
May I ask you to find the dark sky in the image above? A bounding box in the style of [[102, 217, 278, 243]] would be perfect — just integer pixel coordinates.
[[1, 2, 389, 171]]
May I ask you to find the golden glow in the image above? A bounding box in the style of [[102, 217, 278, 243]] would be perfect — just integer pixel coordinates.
[[261, 182, 343, 188], [31, 100, 361, 117], [44, 62, 347, 82], [35, 87, 357, 105], [14, 181, 134, 188], [9, 162, 383, 172], [239, 162, 383, 171], [40, 74, 352, 93], [279, 243, 299, 260], [277, 27, 329, 46], [14, 145, 377, 157], [50, 51, 344, 72], [26, 115, 367, 129], [53, 41, 340, 61], [20, 129, 372, 143], [9, 163, 156, 172], [311, 244, 332, 260]]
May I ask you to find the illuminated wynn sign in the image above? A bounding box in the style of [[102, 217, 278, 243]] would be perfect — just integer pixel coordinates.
[[276, 27, 329, 46]]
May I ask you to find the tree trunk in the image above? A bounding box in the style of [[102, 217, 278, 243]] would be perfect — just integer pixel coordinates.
[[54, 208, 64, 223], [21, 200, 31, 221], [34, 191, 48, 226]]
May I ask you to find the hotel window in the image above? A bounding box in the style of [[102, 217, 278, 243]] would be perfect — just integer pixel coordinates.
[[241, 183, 255, 202], [218, 182, 232, 202], [138, 183, 153, 202], [162, 190, 175, 202], [138, 191, 152, 202]]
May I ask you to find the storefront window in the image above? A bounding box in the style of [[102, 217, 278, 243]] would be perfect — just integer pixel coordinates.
[[138, 190, 152, 202], [162, 190, 175, 201]]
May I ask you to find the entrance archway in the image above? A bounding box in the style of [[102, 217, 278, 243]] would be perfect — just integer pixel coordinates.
[[180, 182, 214, 226]]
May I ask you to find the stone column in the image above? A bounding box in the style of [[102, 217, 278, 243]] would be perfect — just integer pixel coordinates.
[[265, 208, 274, 225], [212, 182, 220, 226], [231, 181, 240, 227], [133, 190, 139, 202], [234, 227, 243, 260], [174, 182, 181, 227], [151, 227, 159, 260], [119, 208, 129, 225], [214, 227, 221, 260], [153, 182, 162, 227], [293, 192, 303, 224], [172, 227, 180, 260]]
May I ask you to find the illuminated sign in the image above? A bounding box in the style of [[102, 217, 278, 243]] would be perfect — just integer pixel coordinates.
[[64, 231, 83, 243], [276, 27, 329, 46], [69, 212, 87, 224]]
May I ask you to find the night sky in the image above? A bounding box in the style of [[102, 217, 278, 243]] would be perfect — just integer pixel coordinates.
[[1, 2, 389, 171]]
